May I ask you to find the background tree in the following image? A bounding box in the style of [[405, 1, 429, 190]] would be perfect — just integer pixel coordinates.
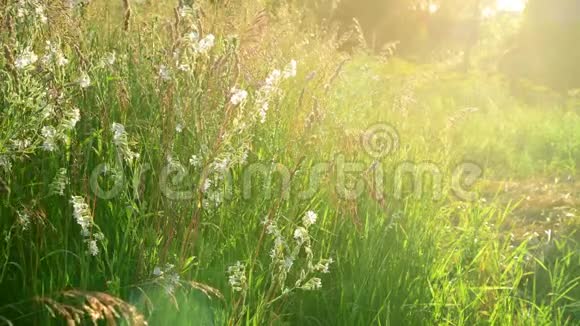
[[501, 0, 580, 90], [331, 0, 491, 62]]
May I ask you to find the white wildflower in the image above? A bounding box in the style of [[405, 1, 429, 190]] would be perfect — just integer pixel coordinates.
[[175, 122, 184, 133], [269, 247, 278, 260], [259, 102, 269, 124], [70, 194, 103, 256], [153, 266, 163, 276], [230, 87, 248, 106], [35, 5, 47, 24], [41, 126, 58, 151], [158, 65, 171, 81], [265, 69, 281, 88], [14, 46, 38, 69], [265, 219, 278, 235], [112, 122, 139, 162], [86, 239, 99, 256], [77, 71, 91, 88], [293, 227, 308, 244], [196, 34, 215, 53], [11, 138, 31, 151], [55, 52, 69, 67], [62, 108, 80, 130], [70, 196, 92, 237], [17, 7, 27, 18], [205, 190, 223, 208], [283, 59, 297, 79], [314, 258, 333, 274], [189, 154, 201, 168], [202, 178, 212, 193], [177, 63, 190, 72], [227, 261, 247, 292], [99, 51, 116, 67], [42, 41, 68, 67], [212, 158, 229, 173], [104, 52, 116, 66], [112, 122, 126, 144], [300, 277, 322, 290], [303, 210, 317, 227], [17, 211, 31, 230]]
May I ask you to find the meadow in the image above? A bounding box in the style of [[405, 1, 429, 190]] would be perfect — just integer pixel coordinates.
[[0, 1, 579, 325]]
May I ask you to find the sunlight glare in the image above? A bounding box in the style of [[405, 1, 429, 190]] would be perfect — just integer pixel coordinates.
[[496, 0, 527, 13], [482, 7, 497, 19], [428, 3, 439, 14]]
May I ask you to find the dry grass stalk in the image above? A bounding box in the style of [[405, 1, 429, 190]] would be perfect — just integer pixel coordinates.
[[188, 281, 225, 302], [123, 0, 132, 32], [35, 290, 147, 326], [239, 9, 269, 62], [446, 107, 480, 130]]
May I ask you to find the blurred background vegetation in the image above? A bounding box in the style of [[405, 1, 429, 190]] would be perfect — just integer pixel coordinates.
[[289, 0, 580, 90]]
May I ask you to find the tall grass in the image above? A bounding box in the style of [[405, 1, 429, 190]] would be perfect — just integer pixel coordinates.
[[0, 0, 578, 325]]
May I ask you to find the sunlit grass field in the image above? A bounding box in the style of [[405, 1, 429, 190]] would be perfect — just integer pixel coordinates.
[[0, 1, 579, 325]]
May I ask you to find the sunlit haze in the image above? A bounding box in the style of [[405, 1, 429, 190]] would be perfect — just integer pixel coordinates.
[[496, 0, 527, 12]]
